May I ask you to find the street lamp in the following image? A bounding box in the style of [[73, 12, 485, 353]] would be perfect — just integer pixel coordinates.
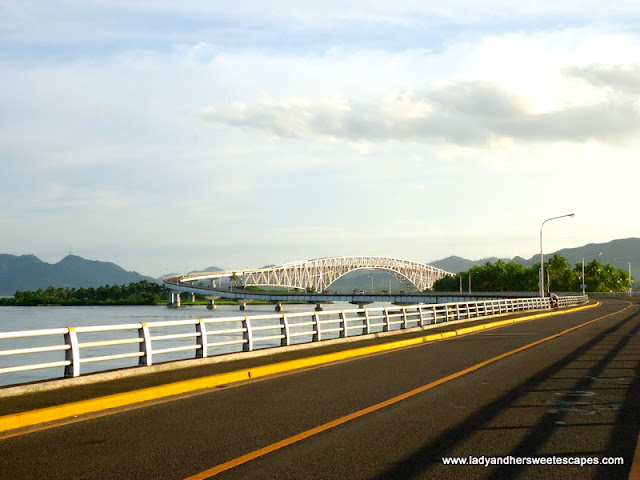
[[367, 275, 374, 294], [540, 213, 575, 297]]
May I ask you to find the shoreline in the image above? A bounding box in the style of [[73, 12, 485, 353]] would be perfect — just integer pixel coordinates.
[[0, 300, 320, 307]]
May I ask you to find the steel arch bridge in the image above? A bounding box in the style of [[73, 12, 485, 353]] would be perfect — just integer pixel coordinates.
[[179, 256, 454, 292]]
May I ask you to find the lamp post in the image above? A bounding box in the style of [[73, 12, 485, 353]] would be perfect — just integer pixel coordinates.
[[367, 275, 374, 294], [629, 262, 632, 297], [540, 213, 575, 297]]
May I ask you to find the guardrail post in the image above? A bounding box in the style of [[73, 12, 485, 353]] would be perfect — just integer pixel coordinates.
[[432, 305, 437, 324], [64, 327, 80, 377], [280, 315, 290, 346], [418, 306, 425, 327], [196, 319, 208, 358], [383, 307, 390, 332], [400, 308, 407, 329], [138, 322, 153, 366], [340, 311, 348, 337], [362, 310, 371, 335], [242, 317, 253, 352], [312, 313, 321, 342]]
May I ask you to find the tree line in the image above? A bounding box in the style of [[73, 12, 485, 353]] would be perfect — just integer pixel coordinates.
[[432, 255, 632, 293], [0, 280, 166, 306]]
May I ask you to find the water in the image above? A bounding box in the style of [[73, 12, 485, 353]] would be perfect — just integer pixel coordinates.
[[0, 302, 375, 387]]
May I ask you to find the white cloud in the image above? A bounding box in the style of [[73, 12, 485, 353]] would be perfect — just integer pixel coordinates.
[[203, 68, 640, 146], [566, 63, 640, 94]]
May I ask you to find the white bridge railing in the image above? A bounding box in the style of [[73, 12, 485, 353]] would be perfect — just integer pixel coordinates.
[[0, 296, 587, 384]]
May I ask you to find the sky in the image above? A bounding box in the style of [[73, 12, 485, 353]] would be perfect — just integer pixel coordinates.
[[1, 1, 639, 277]]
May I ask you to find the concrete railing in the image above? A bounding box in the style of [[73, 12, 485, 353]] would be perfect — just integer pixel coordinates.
[[0, 295, 587, 384]]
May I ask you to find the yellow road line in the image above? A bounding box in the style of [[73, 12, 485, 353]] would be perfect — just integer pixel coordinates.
[[0, 302, 599, 435], [183, 301, 627, 480]]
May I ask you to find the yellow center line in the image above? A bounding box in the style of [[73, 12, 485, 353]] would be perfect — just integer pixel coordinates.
[[183, 302, 632, 480]]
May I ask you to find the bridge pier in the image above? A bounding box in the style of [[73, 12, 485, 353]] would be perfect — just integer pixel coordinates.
[[351, 302, 373, 310], [275, 302, 283, 312], [168, 291, 181, 308], [205, 296, 218, 310], [238, 299, 252, 311], [315, 304, 324, 312]]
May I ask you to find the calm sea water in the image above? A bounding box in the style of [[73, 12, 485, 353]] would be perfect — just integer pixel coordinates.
[[0, 302, 376, 387]]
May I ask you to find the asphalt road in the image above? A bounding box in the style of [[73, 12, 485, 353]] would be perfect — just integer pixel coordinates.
[[1, 298, 639, 480]]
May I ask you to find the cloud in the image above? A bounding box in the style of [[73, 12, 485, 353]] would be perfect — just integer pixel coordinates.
[[566, 63, 640, 94], [202, 67, 640, 146]]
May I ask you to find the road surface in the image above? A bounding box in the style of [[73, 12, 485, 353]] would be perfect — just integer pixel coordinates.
[[1, 298, 638, 479]]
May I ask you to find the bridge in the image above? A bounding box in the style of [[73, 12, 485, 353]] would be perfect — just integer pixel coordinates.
[[164, 255, 455, 308], [2, 298, 640, 479]]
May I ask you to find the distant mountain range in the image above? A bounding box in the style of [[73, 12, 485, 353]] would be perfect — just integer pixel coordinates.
[[0, 254, 159, 295], [1, 237, 637, 295], [430, 238, 640, 273]]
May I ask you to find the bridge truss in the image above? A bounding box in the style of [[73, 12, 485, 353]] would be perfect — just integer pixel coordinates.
[[237, 256, 453, 292]]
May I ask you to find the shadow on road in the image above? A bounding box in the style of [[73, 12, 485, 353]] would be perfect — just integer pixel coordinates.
[[371, 304, 640, 480]]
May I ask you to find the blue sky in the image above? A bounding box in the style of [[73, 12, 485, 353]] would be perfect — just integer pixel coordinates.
[[2, 1, 639, 277]]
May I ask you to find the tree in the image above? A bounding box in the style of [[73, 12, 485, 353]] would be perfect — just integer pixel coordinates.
[[2, 281, 167, 306], [546, 254, 579, 292], [230, 273, 240, 291], [577, 259, 630, 292], [430, 255, 629, 293], [432, 260, 538, 292]]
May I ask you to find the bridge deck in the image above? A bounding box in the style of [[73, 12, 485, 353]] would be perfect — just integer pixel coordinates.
[[4, 299, 640, 480], [0, 305, 579, 418]]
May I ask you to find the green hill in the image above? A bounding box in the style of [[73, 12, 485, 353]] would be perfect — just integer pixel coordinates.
[[430, 238, 640, 274], [0, 254, 158, 295]]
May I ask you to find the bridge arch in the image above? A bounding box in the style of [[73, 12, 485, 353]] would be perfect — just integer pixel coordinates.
[[306, 266, 418, 293], [238, 256, 453, 292]]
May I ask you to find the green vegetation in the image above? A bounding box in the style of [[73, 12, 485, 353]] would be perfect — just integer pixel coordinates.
[[0, 281, 166, 306], [0, 282, 317, 306], [432, 255, 632, 293]]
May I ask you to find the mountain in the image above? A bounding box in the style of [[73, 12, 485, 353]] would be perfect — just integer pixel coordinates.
[[162, 266, 224, 278], [3, 237, 636, 295], [201, 266, 224, 272], [430, 256, 503, 273], [430, 238, 640, 273], [328, 269, 407, 293], [0, 254, 159, 295]]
